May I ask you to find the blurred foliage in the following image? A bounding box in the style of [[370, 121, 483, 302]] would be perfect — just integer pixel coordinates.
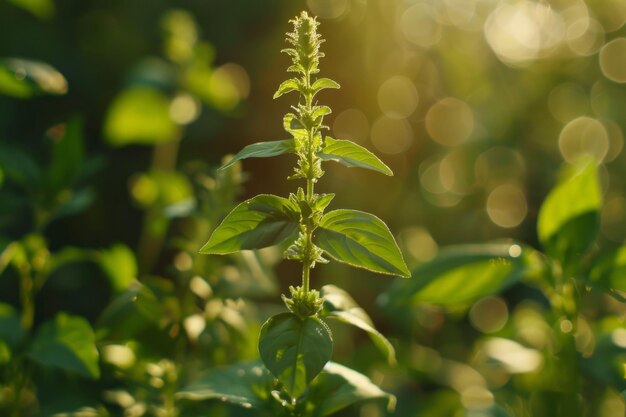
[[0, 0, 625, 416]]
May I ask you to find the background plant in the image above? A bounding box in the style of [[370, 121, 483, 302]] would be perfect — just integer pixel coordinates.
[[1, 0, 626, 416]]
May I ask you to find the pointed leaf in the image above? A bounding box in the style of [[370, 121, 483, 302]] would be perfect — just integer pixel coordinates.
[[311, 78, 340, 93], [200, 194, 300, 254], [589, 246, 626, 296], [308, 362, 396, 416], [327, 311, 396, 365], [284, 113, 307, 140], [175, 360, 395, 416], [176, 360, 274, 411], [312, 105, 332, 120], [219, 140, 296, 171], [316, 210, 409, 277], [258, 313, 333, 398], [320, 137, 392, 176], [321, 285, 396, 365], [273, 78, 301, 99], [27, 313, 100, 379], [315, 193, 335, 212], [0, 58, 67, 98], [537, 162, 601, 263], [381, 243, 540, 309], [97, 281, 164, 338]]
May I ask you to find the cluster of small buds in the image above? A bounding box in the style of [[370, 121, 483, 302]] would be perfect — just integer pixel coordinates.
[[281, 285, 323, 317]]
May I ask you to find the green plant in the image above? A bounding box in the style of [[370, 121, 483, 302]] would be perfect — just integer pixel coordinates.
[[383, 160, 626, 416], [181, 11, 408, 416]]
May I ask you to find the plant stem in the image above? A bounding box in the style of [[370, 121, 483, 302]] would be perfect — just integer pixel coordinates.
[[299, 69, 317, 295], [19, 270, 34, 331], [137, 139, 181, 274], [302, 260, 310, 293]]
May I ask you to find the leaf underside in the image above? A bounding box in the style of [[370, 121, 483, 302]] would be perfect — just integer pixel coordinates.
[[219, 139, 296, 171]]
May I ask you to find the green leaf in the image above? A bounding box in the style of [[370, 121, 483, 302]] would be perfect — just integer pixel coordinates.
[[284, 113, 307, 140], [581, 327, 626, 392], [0, 142, 41, 188], [589, 246, 626, 296], [312, 105, 332, 120], [97, 281, 164, 337], [316, 210, 409, 277], [48, 117, 84, 194], [104, 87, 178, 147], [129, 170, 195, 217], [258, 312, 333, 398], [0, 58, 67, 98], [319, 137, 392, 176], [219, 140, 296, 171], [537, 162, 601, 264], [176, 360, 274, 410], [0, 303, 23, 349], [327, 312, 396, 365], [176, 360, 395, 416], [311, 78, 340, 93], [321, 285, 396, 365], [98, 244, 137, 293], [308, 362, 396, 416], [200, 194, 300, 254], [7, 0, 55, 19], [273, 78, 301, 99], [27, 313, 100, 379], [381, 243, 538, 308], [314, 193, 335, 212]]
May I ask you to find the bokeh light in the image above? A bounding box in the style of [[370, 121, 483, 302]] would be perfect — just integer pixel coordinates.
[[599, 38, 626, 83], [332, 108, 369, 143], [603, 119, 624, 162], [486, 184, 527, 228], [469, 296, 509, 333], [306, 0, 350, 20], [400, 226, 438, 263], [401, 3, 441, 48], [548, 83, 589, 123], [558, 116, 609, 163], [169, 93, 200, 125], [475, 147, 525, 188], [566, 17, 605, 56], [484, 1, 565, 65], [377, 76, 418, 119], [370, 116, 413, 154], [425, 98, 474, 146], [601, 195, 626, 242]]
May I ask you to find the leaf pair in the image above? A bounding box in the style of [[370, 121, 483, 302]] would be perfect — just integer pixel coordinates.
[[219, 136, 392, 176], [274, 77, 340, 99], [176, 359, 395, 416], [199, 194, 409, 277], [256, 284, 398, 399]]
